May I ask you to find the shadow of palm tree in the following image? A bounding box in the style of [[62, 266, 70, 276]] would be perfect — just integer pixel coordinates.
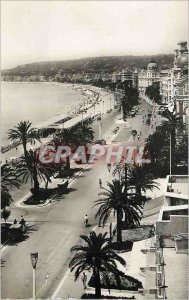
[[5, 224, 39, 246]]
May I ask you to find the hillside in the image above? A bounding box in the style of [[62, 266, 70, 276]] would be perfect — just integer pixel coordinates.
[[2, 54, 174, 76]]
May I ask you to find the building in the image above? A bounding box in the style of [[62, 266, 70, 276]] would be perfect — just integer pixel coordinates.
[[112, 69, 138, 89], [138, 61, 161, 94], [160, 69, 173, 104], [139, 174, 188, 299], [160, 41, 188, 124]]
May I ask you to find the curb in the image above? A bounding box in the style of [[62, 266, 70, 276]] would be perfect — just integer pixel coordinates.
[[15, 164, 91, 209]]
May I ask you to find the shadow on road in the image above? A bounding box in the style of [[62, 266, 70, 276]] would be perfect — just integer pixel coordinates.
[[4, 223, 39, 247]]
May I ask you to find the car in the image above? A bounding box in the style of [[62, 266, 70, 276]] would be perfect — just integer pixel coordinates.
[[94, 139, 106, 145]]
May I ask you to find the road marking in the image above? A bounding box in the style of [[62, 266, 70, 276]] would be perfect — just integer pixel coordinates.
[[51, 268, 70, 299]]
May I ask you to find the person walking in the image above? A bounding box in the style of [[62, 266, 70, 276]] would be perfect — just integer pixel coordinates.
[[84, 214, 88, 227], [19, 216, 26, 231], [99, 178, 102, 188], [81, 272, 87, 289]]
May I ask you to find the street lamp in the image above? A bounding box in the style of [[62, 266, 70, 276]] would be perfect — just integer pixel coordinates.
[[30, 252, 38, 299], [99, 122, 102, 140], [93, 104, 96, 117], [110, 98, 111, 110], [103, 100, 104, 114]]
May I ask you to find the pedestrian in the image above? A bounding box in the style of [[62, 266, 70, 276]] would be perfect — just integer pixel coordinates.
[[19, 215, 26, 230], [81, 272, 87, 289], [99, 178, 102, 188], [139, 130, 142, 136], [16, 147, 18, 151], [13, 219, 17, 224], [45, 271, 50, 284], [137, 134, 140, 141], [5, 158, 8, 164], [84, 214, 88, 227]]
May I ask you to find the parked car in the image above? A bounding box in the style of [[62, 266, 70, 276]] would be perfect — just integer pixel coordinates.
[[94, 139, 106, 145]]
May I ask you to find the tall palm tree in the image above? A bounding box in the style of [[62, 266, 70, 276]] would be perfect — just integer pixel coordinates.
[[161, 110, 183, 151], [94, 180, 143, 243], [54, 121, 94, 169], [53, 125, 80, 169], [1, 164, 20, 209], [77, 122, 94, 144], [16, 149, 52, 196], [69, 231, 125, 298], [128, 165, 159, 202], [8, 120, 40, 157]]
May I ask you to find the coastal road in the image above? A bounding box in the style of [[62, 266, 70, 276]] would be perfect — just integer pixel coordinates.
[[1, 98, 163, 299]]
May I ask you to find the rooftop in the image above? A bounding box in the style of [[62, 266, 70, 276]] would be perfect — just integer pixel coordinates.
[[164, 248, 188, 300]]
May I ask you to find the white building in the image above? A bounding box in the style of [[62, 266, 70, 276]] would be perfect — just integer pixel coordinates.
[[138, 61, 161, 94]]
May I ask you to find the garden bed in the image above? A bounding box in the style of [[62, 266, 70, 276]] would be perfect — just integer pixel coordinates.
[[88, 272, 143, 291], [110, 240, 133, 252], [24, 188, 56, 205]]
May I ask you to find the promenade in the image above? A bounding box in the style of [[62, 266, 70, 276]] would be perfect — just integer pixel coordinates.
[[1, 96, 165, 299], [1, 85, 115, 165]]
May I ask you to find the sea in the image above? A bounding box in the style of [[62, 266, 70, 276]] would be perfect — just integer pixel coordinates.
[[1, 82, 84, 147]]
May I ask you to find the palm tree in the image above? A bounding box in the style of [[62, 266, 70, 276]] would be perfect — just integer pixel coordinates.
[[8, 121, 40, 157], [128, 165, 159, 203], [94, 180, 143, 243], [16, 149, 52, 196], [54, 121, 94, 169], [1, 164, 20, 209], [69, 231, 125, 298], [77, 121, 94, 144], [161, 110, 183, 151], [53, 125, 80, 169]]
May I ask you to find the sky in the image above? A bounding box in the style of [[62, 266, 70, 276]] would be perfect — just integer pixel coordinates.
[[1, 0, 188, 69]]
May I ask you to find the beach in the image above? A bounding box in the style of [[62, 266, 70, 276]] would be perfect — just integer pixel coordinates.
[[1, 83, 116, 164]]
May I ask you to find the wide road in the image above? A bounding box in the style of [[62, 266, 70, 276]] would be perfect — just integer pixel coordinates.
[[1, 98, 163, 299]]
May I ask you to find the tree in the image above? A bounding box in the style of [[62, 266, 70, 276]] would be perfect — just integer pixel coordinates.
[[94, 180, 142, 243], [128, 164, 159, 203], [54, 121, 94, 169], [121, 85, 139, 120], [161, 110, 183, 152], [145, 82, 162, 104], [1, 208, 11, 223], [69, 231, 125, 298], [77, 121, 94, 144], [1, 164, 20, 209], [16, 149, 52, 196], [8, 121, 40, 157]]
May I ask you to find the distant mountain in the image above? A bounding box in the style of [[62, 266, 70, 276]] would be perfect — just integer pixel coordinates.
[[2, 54, 174, 76]]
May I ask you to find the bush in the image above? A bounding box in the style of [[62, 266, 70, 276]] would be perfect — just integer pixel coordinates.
[[88, 272, 143, 291]]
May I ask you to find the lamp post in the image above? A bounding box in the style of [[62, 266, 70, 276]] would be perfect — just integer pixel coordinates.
[[170, 134, 172, 189], [99, 122, 102, 140], [30, 252, 38, 299], [93, 104, 96, 117], [103, 100, 104, 114], [110, 98, 111, 110]]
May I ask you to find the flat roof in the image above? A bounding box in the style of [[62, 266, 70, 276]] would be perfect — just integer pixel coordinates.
[[164, 248, 188, 300]]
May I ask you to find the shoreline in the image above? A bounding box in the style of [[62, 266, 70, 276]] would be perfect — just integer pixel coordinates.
[[1, 83, 114, 156]]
